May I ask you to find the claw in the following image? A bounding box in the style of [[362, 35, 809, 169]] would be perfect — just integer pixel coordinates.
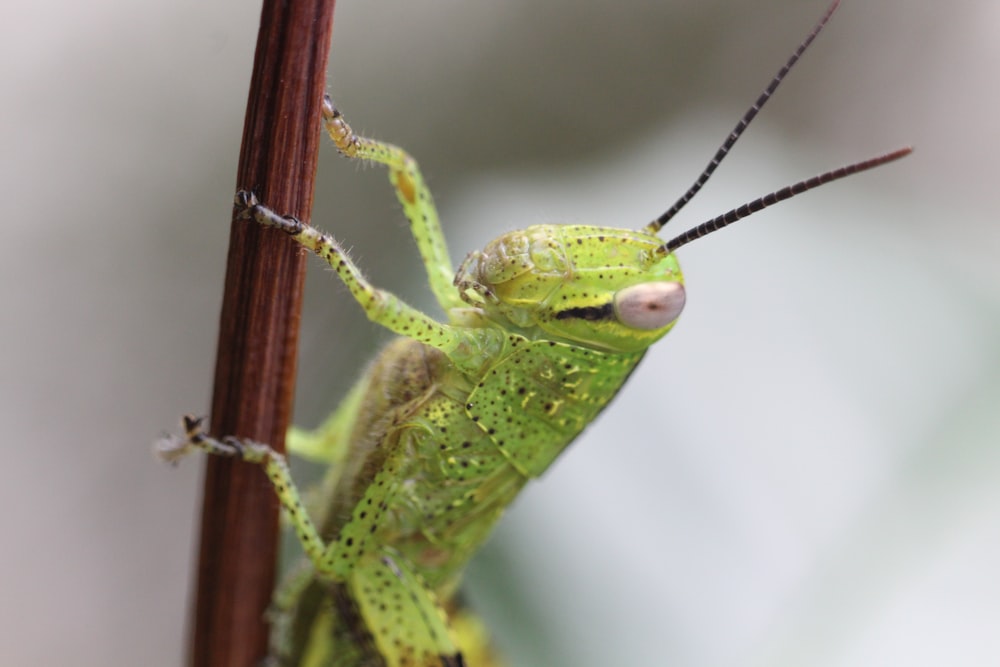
[[233, 190, 258, 219], [321, 93, 336, 115], [154, 415, 209, 464], [182, 414, 205, 434]]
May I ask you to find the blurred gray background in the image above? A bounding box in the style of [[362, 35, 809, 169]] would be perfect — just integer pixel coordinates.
[[2, 0, 997, 665]]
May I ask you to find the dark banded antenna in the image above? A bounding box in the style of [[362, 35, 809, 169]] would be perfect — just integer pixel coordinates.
[[644, 0, 841, 235], [659, 147, 912, 254]]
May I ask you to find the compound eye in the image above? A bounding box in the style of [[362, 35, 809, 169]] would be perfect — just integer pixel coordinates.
[[614, 282, 686, 330]]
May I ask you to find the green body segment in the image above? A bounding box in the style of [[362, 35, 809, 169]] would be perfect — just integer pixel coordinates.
[[160, 100, 684, 666], [274, 332, 648, 664]]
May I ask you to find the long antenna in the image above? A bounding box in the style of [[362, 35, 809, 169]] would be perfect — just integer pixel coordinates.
[[643, 0, 841, 235], [659, 147, 912, 254]]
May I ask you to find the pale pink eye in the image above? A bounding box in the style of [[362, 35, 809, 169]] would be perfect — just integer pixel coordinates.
[[613, 282, 686, 330]]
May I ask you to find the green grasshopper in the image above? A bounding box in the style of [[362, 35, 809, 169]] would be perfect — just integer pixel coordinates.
[[158, 1, 910, 664]]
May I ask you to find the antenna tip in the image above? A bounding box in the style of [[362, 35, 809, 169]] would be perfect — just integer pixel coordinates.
[[881, 146, 914, 164]]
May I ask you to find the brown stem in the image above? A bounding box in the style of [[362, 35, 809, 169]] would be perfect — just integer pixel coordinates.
[[190, 1, 337, 665]]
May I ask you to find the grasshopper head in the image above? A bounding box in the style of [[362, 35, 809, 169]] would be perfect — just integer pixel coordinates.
[[455, 224, 685, 353], [452, 0, 911, 355]]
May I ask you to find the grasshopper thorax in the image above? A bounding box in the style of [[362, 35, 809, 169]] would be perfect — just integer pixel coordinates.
[[455, 224, 685, 353]]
